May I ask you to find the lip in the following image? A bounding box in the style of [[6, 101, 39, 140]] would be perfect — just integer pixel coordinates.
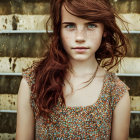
[[72, 47, 89, 53], [72, 47, 89, 49]]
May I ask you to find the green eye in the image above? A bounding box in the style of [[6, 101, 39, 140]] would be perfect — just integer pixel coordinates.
[[88, 24, 96, 29], [65, 24, 75, 29]]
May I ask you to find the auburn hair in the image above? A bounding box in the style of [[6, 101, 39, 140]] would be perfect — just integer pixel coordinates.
[[32, 0, 129, 118]]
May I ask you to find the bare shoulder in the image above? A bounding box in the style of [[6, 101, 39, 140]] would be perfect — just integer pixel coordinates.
[[115, 90, 130, 109], [16, 78, 35, 139], [111, 90, 130, 140], [18, 78, 31, 105], [19, 78, 31, 91], [113, 90, 130, 118]]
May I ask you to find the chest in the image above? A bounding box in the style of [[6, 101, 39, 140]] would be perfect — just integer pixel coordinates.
[[35, 95, 113, 139], [63, 76, 104, 107]]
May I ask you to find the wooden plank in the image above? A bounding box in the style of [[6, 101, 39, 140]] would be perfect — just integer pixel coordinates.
[[0, 14, 140, 31], [0, 133, 16, 140], [0, 57, 39, 73], [111, 0, 140, 13], [129, 138, 140, 140], [0, 112, 140, 138], [0, 94, 17, 110], [0, 76, 21, 94], [118, 57, 140, 74], [0, 57, 140, 73], [0, 59, 139, 94], [0, 0, 139, 15], [0, 33, 139, 57], [0, 1, 50, 15], [119, 14, 140, 31], [0, 34, 139, 57], [110, 0, 140, 13], [0, 15, 50, 31], [0, 33, 49, 57], [130, 97, 140, 111], [126, 34, 140, 57], [0, 94, 140, 111], [130, 113, 140, 138], [0, 113, 16, 133], [119, 76, 140, 96]]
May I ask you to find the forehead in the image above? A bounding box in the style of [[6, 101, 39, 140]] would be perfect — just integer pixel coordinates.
[[61, 5, 91, 23]]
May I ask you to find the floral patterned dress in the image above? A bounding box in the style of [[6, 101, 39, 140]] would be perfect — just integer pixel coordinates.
[[22, 67, 129, 140]]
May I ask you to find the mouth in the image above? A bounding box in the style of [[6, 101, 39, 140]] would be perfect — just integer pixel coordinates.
[[72, 47, 89, 53], [72, 47, 89, 49]]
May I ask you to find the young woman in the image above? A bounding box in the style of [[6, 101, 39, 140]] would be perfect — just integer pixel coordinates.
[[16, 0, 130, 139]]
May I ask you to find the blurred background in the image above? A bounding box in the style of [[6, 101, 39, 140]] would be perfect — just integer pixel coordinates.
[[0, 0, 140, 139]]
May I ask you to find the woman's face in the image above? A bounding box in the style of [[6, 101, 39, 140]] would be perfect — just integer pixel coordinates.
[[60, 5, 104, 62]]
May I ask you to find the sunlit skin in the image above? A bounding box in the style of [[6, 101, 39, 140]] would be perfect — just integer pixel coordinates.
[[16, 4, 130, 140], [61, 5, 104, 63]]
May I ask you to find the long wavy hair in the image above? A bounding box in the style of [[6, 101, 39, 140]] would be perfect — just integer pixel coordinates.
[[32, 0, 129, 118]]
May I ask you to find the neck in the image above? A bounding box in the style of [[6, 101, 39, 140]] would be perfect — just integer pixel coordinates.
[[69, 56, 98, 77]]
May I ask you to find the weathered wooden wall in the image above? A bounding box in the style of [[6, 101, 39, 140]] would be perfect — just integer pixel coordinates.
[[0, 0, 140, 139]]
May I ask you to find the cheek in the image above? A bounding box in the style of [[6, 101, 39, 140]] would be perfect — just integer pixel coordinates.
[[90, 32, 103, 44], [61, 33, 72, 46]]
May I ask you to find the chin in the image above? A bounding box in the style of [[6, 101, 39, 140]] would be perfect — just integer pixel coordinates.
[[71, 56, 90, 62]]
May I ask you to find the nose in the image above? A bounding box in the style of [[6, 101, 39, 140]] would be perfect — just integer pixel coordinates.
[[75, 29, 86, 43]]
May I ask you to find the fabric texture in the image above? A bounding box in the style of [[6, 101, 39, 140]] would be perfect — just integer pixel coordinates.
[[22, 67, 129, 140]]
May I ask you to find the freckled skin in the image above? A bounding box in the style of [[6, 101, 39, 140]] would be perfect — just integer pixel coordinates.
[[61, 5, 104, 62]]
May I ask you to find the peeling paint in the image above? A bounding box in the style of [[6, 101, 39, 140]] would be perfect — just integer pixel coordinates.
[[1, 14, 139, 31], [9, 57, 12, 64], [5, 18, 7, 24], [0, 57, 39, 73], [12, 58, 17, 72], [130, 96, 140, 111], [12, 15, 18, 30], [0, 133, 16, 140], [12, 63, 16, 72], [0, 94, 17, 110], [119, 57, 140, 74], [2, 25, 6, 29], [119, 76, 140, 96], [0, 0, 139, 139]]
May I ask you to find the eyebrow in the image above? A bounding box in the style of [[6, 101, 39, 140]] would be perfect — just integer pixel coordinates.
[[62, 22, 96, 24], [62, 22, 75, 25]]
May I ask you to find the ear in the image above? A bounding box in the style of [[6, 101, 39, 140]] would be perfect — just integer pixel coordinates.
[[103, 32, 107, 37]]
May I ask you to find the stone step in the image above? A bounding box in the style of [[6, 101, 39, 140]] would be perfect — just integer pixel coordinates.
[[0, 112, 16, 133], [130, 97, 140, 111], [119, 76, 140, 96], [0, 0, 139, 139], [0, 75, 139, 96], [0, 0, 139, 15], [0, 57, 139, 73], [130, 113, 140, 138], [0, 34, 139, 57], [0, 94, 140, 111], [0, 57, 39, 73], [118, 57, 140, 74], [0, 15, 50, 31], [0, 33, 48, 57], [110, 0, 140, 13], [0, 14, 140, 31], [0, 94, 17, 110], [0, 1, 50, 15], [127, 34, 140, 57], [0, 76, 21, 94], [0, 112, 139, 138], [0, 133, 16, 140]]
